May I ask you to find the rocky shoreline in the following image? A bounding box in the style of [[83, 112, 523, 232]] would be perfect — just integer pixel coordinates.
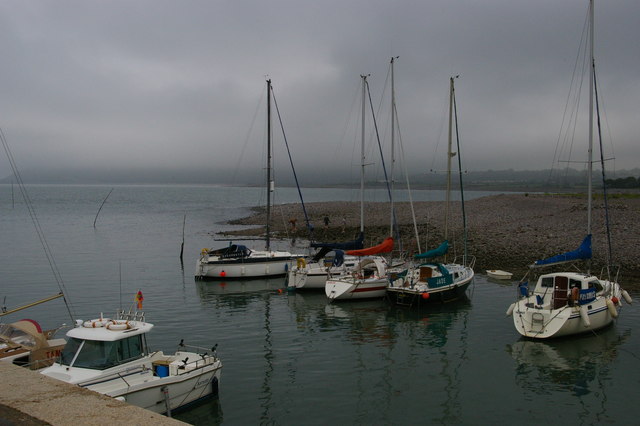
[[220, 193, 640, 288]]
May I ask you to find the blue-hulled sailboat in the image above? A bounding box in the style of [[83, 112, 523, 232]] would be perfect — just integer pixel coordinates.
[[387, 77, 475, 307]]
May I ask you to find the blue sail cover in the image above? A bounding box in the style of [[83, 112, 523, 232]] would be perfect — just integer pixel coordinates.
[[414, 240, 449, 260], [533, 234, 592, 267], [310, 232, 364, 250]]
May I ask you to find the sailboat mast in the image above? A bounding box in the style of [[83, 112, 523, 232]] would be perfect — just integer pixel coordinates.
[[266, 79, 272, 251], [445, 76, 454, 243], [360, 75, 366, 235], [587, 0, 594, 238], [390, 57, 396, 238]]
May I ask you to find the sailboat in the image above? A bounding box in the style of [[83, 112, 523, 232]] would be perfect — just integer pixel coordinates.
[[196, 79, 296, 280], [387, 76, 475, 306], [325, 71, 398, 301], [507, 0, 632, 339]]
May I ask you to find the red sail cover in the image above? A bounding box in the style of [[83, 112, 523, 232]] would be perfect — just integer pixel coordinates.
[[345, 237, 393, 256]]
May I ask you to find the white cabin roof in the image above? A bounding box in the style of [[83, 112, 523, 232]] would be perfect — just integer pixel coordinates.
[[67, 320, 153, 342]]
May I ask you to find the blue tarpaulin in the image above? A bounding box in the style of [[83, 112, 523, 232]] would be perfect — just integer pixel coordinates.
[[415, 240, 449, 260], [533, 234, 592, 267]]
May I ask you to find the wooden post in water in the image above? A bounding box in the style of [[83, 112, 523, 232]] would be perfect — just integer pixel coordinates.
[[93, 188, 114, 228], [180, 213, 186, 262]]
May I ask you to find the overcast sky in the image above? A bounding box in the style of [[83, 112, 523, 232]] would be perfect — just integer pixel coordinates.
[[0, 0, 638, 183]]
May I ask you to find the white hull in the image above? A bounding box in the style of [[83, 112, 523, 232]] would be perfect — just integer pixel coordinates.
[[486, 270, 512, 280], [325, 277, 388, 300], [288, 267, 329, 289], [88, 352, 221, 414], [513, 297, 613, 339], [195, 250, 294, 279]]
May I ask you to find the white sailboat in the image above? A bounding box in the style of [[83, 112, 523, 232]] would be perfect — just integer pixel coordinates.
[[324, 73, 396, 301], [196, 79, 295, 280], [508, 0, 632, 339], [387, 76, 475, 306], [41, 308, 222, 416]]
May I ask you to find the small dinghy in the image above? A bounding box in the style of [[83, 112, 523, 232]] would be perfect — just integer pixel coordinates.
[[486, 270, 513, 280]]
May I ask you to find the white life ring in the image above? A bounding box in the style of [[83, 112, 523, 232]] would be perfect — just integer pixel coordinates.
[[107, 321, 130, 331], [83, 318, 111, 328]]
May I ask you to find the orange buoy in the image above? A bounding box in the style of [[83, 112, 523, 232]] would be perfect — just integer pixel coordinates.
[[421, 292, 430, 299]]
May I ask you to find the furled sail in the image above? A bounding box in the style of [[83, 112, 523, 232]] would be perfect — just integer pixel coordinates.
[[345, 237, 394, 256], [414, 240, 449, 260], [310, 232, 364, 251], [532, 234, 592, 267], [311, 248, 345, 267]]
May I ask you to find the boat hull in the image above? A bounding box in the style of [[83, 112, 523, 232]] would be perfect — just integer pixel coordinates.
[[195, 255, 293, 280], [387, 274, 473, 306], [512, 297, 614, 339], [486, 270, 512, 280], [387, 263, 474, 307], [325, 278, 388, 300], [102, 363, 222, 414], [288, 268, 329, 289]]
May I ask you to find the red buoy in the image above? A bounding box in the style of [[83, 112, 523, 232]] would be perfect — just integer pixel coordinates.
[[220, 270, 226, 277], [421, 292, 430, 299]]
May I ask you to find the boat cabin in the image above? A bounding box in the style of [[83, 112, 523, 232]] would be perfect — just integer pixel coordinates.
[[531, 272, 601, 309], [57, 320, 152, 371]]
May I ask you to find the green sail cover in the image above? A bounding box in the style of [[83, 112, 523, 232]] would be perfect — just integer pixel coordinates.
[[414, 240, 449, 259]]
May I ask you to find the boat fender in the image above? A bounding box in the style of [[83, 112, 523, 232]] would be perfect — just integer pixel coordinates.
[[107, 321, 130, 331], [622, 290, 633, 305], [579, 305, 591, 327], [606, 298, 618, 318], [611, 296, 619, 306], [296, 258, 306, 269], [83, 319, 111, 328], [506, 303, 515, 316], [571, 287, 579, 302]]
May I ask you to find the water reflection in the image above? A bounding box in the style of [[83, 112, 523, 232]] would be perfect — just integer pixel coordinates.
[[507, 326, 631, 397], [195, 278, 287, 310], [174, 395, 223, 424]]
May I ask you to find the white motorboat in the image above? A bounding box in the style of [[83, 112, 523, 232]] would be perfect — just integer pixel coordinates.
[[509, 271, 630, 339], [0, 319, 66, 370], [41, 309, 222, 416], [507, 0, 632, 339], [325, 257, 389, 301], [486, 270, 513, 280]]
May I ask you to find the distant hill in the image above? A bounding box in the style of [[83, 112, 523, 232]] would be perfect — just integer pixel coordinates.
[[1, 167, 639, 191]]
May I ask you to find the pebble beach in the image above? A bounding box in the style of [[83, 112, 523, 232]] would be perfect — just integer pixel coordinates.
[[222, 193, 640, 287]]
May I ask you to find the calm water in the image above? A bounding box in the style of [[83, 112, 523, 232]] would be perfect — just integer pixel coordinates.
[[1, 184, 638, 425]]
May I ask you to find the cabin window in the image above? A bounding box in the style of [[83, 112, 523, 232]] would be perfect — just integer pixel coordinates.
[[569, 279, 582, 289], [541, 277, 554, 288], [61, 335, 145, 370], [60, 337, 83, 365], [588, 280, 603, 292]]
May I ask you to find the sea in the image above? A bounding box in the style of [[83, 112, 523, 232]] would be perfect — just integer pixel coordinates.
[[1, 184, 639, 425]]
